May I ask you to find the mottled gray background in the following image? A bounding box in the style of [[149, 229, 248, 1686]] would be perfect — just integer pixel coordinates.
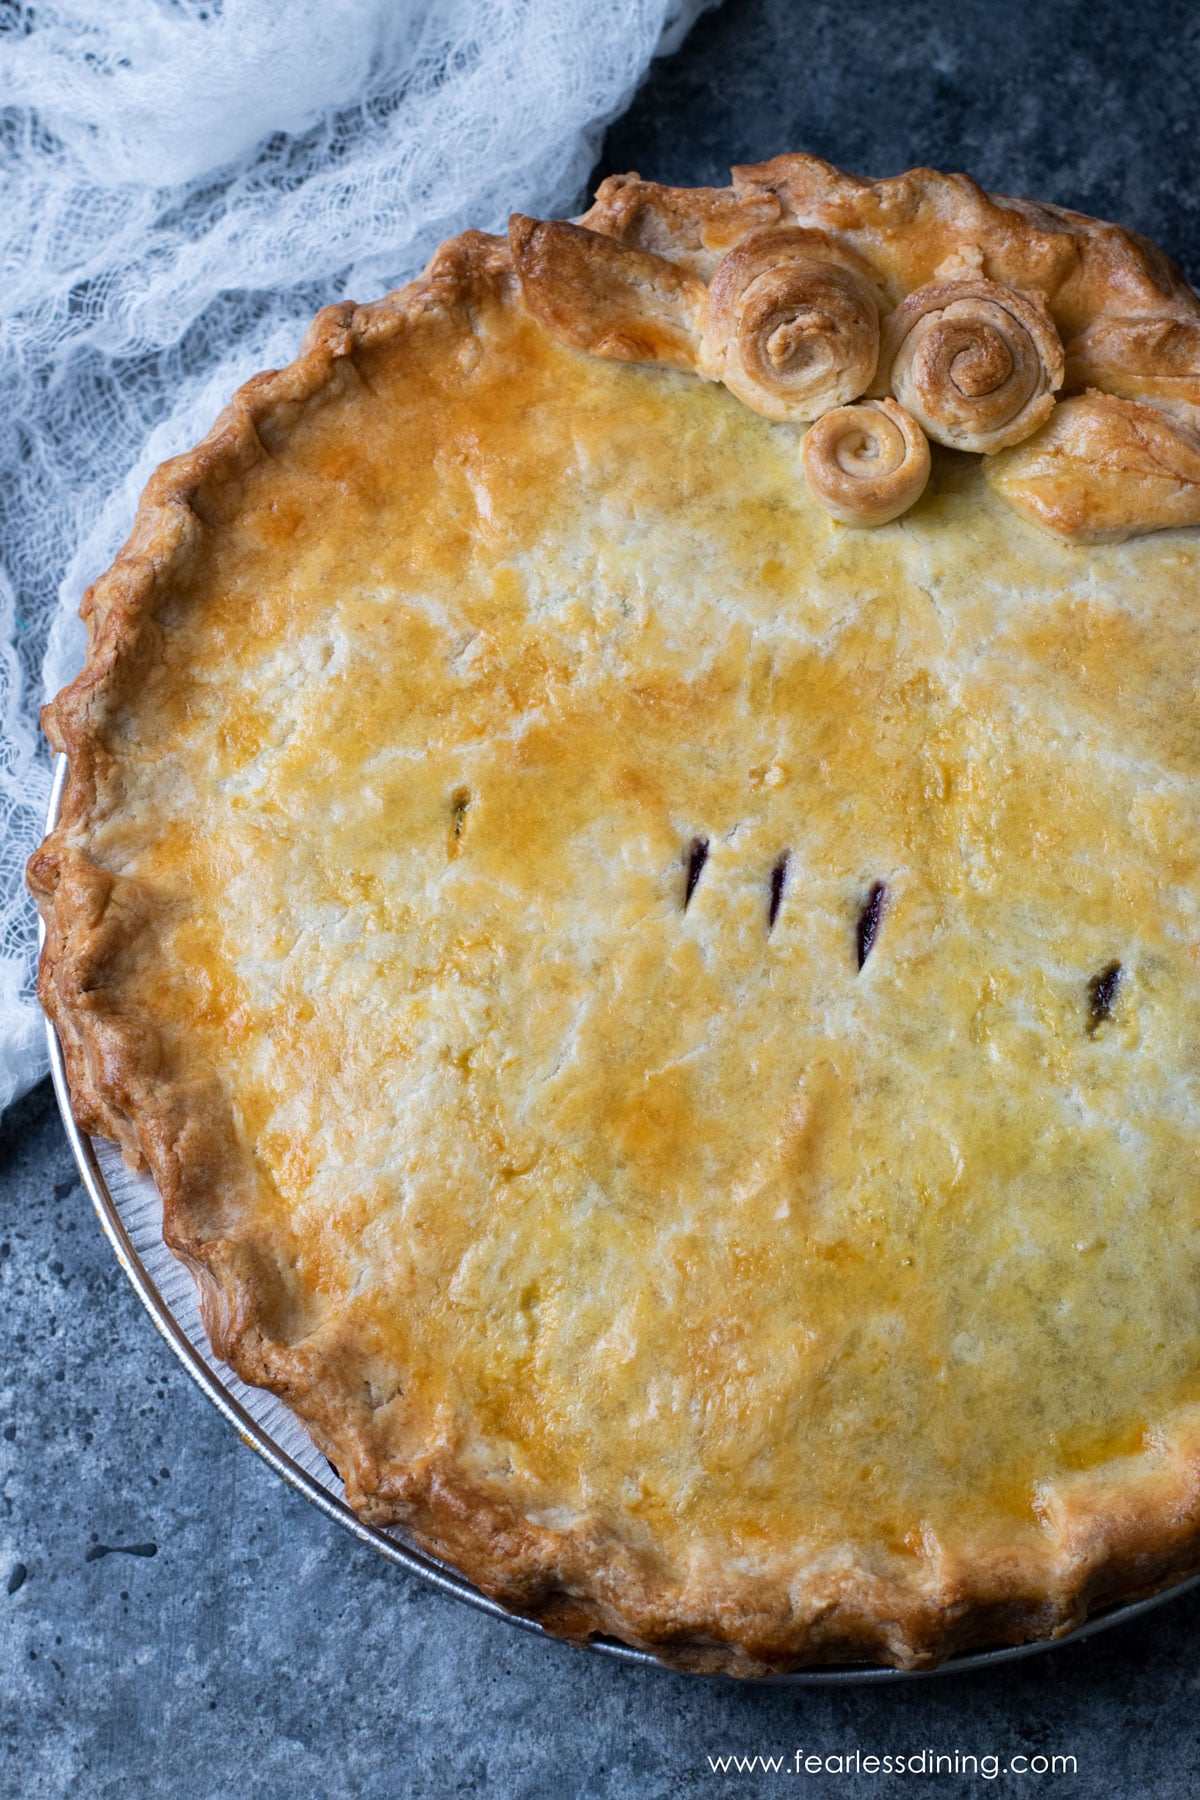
[[6, 1, 1200, 1794]]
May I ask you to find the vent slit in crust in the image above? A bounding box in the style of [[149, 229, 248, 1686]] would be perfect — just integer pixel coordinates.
[[768, 852, 790, 929], [683, 836, 709, 910], [855, 881, 887, 970], [1088, 961, 1123, 1032], [448, 787, 471, 856]]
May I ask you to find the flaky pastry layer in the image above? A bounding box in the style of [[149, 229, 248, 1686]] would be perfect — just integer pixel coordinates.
[[29, 160, 1200, 1673]]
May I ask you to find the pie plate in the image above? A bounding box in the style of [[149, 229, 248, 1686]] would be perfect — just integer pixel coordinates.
[[40, 744, 1200, 1683]]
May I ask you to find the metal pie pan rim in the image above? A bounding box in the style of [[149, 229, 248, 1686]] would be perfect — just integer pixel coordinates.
[[41, 752, 1200, 1682]]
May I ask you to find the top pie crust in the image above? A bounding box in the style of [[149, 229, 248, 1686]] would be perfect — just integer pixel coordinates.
[[29, 156, 1200, 1673]]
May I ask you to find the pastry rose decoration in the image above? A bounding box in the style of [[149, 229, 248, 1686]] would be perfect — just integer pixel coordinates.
[[510, 162, 1200, 540], [877, 279, 1065, 453], [698, 227, 880, 422], [802, 398, 931, 526]]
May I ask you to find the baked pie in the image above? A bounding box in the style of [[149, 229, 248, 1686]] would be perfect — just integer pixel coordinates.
[[30, 155, 1200, 1673]]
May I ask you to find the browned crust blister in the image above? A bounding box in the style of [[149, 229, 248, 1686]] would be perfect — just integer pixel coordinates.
[[28, 159, 1200, 1674]]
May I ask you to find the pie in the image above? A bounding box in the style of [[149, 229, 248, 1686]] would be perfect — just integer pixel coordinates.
[[29, 155, 1200, 1674]]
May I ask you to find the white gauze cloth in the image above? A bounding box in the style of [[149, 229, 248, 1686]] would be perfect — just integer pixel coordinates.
[[0, 0, 711, 1113]]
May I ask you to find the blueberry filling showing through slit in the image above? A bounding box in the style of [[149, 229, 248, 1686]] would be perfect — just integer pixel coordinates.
[[768, 853, 789, 929], [856, 881, 887, 969], [684, 837, 709, 909], [1088, 961, 1122, 1031]]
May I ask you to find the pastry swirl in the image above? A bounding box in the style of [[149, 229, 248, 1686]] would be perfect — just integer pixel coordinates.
[[802, 398, 931, 525], [879, 279, 1064, 453], [699, 227, 879, 421]]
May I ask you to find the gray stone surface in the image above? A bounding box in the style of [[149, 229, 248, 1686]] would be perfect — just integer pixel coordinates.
[[7, 1, 1200, 1793]]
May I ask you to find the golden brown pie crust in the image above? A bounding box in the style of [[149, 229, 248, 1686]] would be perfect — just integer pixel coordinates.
[[28, 157, 1200, 1673]]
